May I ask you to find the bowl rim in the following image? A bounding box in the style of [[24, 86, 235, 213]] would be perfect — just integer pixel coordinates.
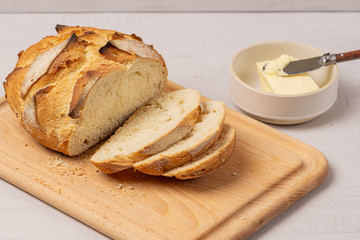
[[230, 40, 339, 98]]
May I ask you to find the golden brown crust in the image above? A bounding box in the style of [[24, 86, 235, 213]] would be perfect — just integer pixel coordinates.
[[17, 50, 24, 58], [21, 95, 70, 154], [46, 35, 84, 75], [99, 42, 136, 64], [136, 124, 223, 175], [33, 85, 55, 128], [15, 34, 73, 70], [18, 86, 73, 155], [55, 24, 76, 34], [68, 70, 100, 119], [91, 161, 129, 174], [110, 39, 162, 62], [130, 33, 143, 42], [179, 136, 235, 180], [4, 67, 26, 117], [4, 24, 167, 156], [20, 33, 78, 99], [163, 125, 236, 180]]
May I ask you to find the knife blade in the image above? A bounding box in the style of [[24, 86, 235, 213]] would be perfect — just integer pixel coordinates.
[[281, 49, 360, 76]]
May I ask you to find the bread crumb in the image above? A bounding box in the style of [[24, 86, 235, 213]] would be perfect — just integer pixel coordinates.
[[25, 144, 28, 147], [34, 177, 60, 193], [116, 184, 123, 189], [231, 172, 237, 176], [237, 161, 241, 164], [48, 154, 85, 176]]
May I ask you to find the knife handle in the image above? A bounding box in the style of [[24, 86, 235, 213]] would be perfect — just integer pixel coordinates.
[[335, 50, 360, 62]]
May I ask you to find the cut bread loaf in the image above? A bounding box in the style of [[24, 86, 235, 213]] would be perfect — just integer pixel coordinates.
[[162, 124, 236, 180], [90, 89, 202, 174], [4, 25, 167, 156], [4, 25, 235, 180], [134, 101, 225, 175]]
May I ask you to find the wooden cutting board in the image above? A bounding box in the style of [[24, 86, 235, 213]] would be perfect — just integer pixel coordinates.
[[0, 81, 328, 240]]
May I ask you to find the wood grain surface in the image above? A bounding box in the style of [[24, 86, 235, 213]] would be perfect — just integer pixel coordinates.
[[0, 81, 328, 240]]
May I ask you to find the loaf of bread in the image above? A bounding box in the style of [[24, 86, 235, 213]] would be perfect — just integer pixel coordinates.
[[4, 25, 235, 180], [90, 89, 202, 173], [4, 25, 167, 156]]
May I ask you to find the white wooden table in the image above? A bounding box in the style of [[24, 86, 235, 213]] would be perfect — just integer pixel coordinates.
[[0, 11, 360, 240]]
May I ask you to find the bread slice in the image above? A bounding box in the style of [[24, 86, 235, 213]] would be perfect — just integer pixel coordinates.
[[90, 89, 202, 174], [162, 124, 236, 180], [134, 101, 225, 175]]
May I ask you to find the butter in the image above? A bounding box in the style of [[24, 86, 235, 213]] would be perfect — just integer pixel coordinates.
[[256, 54, 319, 95]]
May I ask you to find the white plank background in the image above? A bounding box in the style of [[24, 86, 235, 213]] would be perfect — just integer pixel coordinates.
[[0, 7, 360, 240], [1, 0, 360, 12]]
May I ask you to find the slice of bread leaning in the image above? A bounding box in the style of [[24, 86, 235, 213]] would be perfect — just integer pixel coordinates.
[[90, 89, 202, 174], [134, 101, 226, 175], [162, 124, 236, 180], [4, 25, 167, 156]]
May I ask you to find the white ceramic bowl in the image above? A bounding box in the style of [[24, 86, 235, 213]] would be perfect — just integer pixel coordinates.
[[229, 41, 339, 125]]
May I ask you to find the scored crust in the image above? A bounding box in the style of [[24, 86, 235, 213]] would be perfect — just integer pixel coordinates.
[[4, 25, 167, 156], [20, 33, 76, 99]]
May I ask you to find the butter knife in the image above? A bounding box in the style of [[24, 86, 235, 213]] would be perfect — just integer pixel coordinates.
[[281, 49, 360, 75]]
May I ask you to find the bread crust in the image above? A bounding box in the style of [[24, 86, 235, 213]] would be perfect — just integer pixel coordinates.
[[20, 33, 77, 99], [162, 124, 236, 180], [135, 126, 223, 175], [4, 25, 167, 156], [134, 101, 226, 175], [90, 100, 203, 174]]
